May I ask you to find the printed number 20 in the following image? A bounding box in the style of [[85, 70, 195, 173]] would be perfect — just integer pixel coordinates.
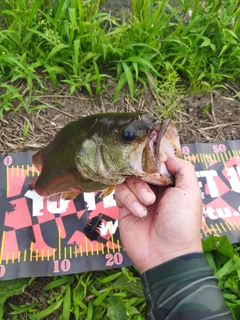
[[105, 253, 123, 266]]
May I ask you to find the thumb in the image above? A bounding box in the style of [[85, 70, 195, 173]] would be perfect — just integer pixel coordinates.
[[166, 156, 199, 191]]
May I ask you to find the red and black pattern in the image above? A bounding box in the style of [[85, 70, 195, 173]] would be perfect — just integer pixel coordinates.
[[0, 140, 240, 280], [0, 152, 131, 280], [182, 140, 240, 243]]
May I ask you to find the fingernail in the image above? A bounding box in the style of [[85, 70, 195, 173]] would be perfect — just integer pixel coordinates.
[[139, 188, 156, 204], [132, 202, 148, 218]]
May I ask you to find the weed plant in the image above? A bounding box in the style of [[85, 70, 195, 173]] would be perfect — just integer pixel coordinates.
[[0, 0, 239, 115]]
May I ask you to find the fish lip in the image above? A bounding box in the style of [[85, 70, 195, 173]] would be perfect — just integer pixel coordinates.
[[155, 119, 171, 167], [148, 119, 178, 166], [147, 120, 165, 168], [140, 119, 180, 185]]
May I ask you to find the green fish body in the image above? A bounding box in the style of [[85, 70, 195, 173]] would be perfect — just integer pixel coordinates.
[[31, 112, 181, 200]]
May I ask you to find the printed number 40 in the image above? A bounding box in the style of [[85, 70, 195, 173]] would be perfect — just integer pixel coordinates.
[[105, 253, 123, 266]]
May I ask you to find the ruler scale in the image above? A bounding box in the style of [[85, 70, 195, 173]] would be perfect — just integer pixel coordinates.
[[0, 140, 240, 280]]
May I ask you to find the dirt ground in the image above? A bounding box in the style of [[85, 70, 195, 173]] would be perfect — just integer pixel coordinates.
[[0, 80, 240, 155], [1, 79, 240, 316]]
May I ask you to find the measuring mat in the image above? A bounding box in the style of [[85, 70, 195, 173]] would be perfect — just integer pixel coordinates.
[[0, 140, 240, 280]]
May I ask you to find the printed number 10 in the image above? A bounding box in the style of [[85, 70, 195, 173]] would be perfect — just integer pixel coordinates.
[[53, 259, 71, 273]]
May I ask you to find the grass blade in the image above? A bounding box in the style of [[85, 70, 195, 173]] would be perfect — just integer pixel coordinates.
[[46, 43, 69, 61], [63, 283, 71, 320], [31, 299, 63, 319], [122, 62, 135, 100]]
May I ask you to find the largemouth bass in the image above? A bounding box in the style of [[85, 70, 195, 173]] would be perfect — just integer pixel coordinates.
[[31, 112, 181, 200]]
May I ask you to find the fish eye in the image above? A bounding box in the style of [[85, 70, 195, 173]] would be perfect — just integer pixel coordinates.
[[121, 126, 136, 143]]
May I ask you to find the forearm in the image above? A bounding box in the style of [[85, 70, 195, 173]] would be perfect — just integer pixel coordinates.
[[141, 252, 233, 320]]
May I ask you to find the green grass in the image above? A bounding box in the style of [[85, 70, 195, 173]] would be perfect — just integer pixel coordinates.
[[203, 235, 240, 320], [0, 0, 240, 318], [0, 0, 239, 116], [1, 237, 240, 319], [1, 267, 146, 319]]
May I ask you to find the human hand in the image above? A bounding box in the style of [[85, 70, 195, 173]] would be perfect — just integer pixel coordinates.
[[115, 156, 203, 273]]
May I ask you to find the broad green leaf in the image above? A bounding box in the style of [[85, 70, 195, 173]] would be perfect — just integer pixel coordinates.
[[93, 288, 111, 306], [122, 62, 134, 100], [93, 59, 101, 94], [31, 298, 63, 319], [86, 299, 93, 320], [224, 294, 238, 301], [112, 274, 144, 297], [1, 55, 25, 69], [107, 295, 128, 320], [73, 39, 80, 67], [46, 43, 69, 62], [7, 302, 37, 315], [1, 9, 20, 23], [191, 0, 200, 19], [27, 0, 42, 26], [0, 83, 23, 100], [215, 259, 235, 279], [23, 121, 30, 139], [113, 72, 127, 102], [79, 52, 94, 66], [76, 299, 87, 311], [125, 56, 159, 75], [202, 234, 234, 258], [225, 29, 239, 40], [205, 252, 217, 274], [45, 65, 67, 75], [228, 257, 240, 275], [0, 278, 34, 304], [73, 278, 87, 303], [100, 272, 122, 283], [200, 36, 211, 47], [63, 283, 71, 320], [132, 62, 139, 80], [0, 303, 3, 319], [219, 45, 229, 57], [44, 275, 73, 290], [210, 43, 216, 52], [126, 305, 140, 316]]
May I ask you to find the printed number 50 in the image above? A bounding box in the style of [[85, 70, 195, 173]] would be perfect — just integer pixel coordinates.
[[213, 144, 226, 153], [105, 253, 123, 266]]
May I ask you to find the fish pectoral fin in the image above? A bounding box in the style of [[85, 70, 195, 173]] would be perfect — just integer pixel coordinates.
[[61, 190, 81, 201], [48, 189, 81, 202], [99, 186, 116, 199], [28, 177, 37, 188], [48, 193, 62, 202], [32, 149, 44, 172]]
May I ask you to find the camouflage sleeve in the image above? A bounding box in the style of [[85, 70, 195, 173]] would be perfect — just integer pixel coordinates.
[[141, 252, 233, 319]]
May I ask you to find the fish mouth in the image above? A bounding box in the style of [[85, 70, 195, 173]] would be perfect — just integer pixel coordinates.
[[140, 119, 181, 186], [148, 119, 170, 167]]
